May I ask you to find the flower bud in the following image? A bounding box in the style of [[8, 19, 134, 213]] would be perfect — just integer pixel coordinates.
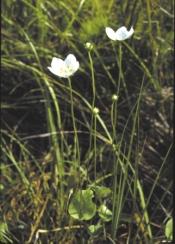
[[93, 107, 99, 115], [112, 94, 118, 101], [85, 42, 94, 51]]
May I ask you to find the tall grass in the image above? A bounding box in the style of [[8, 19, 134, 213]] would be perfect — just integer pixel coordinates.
[[1, 0, 173, 243]]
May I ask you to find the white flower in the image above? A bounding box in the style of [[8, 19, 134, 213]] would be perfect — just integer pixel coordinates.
[[105, 26, 134, 41], [48, 54, 79, 78]]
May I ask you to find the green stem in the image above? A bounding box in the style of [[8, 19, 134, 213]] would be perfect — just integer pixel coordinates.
[[112, 42, 131, 108], [68, 78, 80, 173], [94, 114, 97, 182], [88, 50, 96, 152]]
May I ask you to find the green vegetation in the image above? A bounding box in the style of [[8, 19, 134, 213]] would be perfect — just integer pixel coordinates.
[[165, 217, 173, 241], [1, 0, 173, 243]]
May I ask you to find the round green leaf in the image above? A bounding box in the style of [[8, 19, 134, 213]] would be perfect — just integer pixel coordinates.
[[98, 204, 112, 222], [68, 189, 96, 221], [165, 218, 172, 240]]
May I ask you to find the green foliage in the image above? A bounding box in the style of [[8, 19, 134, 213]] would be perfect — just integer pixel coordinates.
[[68, 186, 113, 223], [79, 0, 114, 41], [91, 185, 111, 199], [79, 15, 107, 41], [88, 223, 103, 236], [98, 204, 113, 222], [0, 222, 12, 244], [165, 218, 173, 241], [68, 189, 96, 220], [1, 0, 173, 242]]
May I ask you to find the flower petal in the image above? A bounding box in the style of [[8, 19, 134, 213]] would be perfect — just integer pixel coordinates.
[[105, 27, 117, 41], [115, 26, 134, 41], [73, 60, 79, 73], [48, 57, 67, 77], [65, 54, 77, 66], [128, 26, 134, 38], [48, 66, 59, 76], [51, 57, 65, 69], [65, 54, 79, 75]]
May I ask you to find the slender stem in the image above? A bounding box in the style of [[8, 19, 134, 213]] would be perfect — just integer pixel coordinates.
[[88, 50, 98, 183], [88, 50, 96, 152], [94, 114, 97, 182], [88, 51, 96, 109], [111, 100, 117, 143], [112, 42, 131, 108], [68, 78, 80, 173], [111, 99, 119, 238], [117, 43, 122, 95]]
